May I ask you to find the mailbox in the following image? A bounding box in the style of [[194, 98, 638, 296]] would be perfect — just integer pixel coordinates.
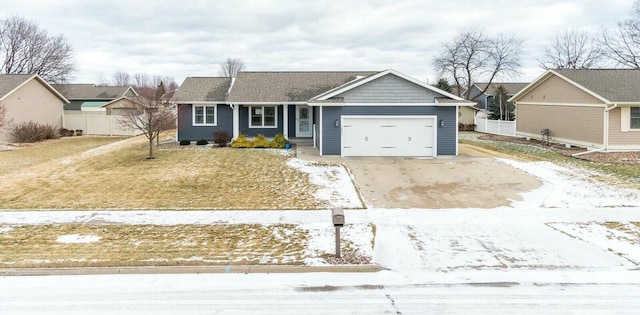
[[332, 207, 345, 227]]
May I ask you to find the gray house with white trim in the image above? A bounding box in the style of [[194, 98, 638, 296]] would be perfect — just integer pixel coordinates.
[[173, 69, 474, 157]]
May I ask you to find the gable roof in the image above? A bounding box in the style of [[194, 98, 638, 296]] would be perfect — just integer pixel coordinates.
[[510, 69, 640, 104], [227, 71, 378, 103], [0, 74, 69, 103], [172, 77, 232, 103], [554, 69, 640, 103], [51, 84, 137, 100], [471, 82, 529, 96], [310, 69, 468, 103]]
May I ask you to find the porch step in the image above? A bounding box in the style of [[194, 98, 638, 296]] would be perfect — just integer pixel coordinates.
[[289, 138, 314, 146]]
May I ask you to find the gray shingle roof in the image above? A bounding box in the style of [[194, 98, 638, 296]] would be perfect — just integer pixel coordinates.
[[51, 84, 134, 100], [0, 74, 34, 98], [473, 82, 529, 96], [554, 69, 640, 102], [172, 77, 232, 102], [227, 71, 378, 102]]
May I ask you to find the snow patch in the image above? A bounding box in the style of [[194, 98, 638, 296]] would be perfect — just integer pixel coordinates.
[[57, 234, 100, 244], [499, 159, 640, 209], [287, 158, 362, 208]]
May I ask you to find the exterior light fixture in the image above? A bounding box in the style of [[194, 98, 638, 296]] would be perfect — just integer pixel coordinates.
[[439, 119, 444, 127], [335, 119, 339, 128]]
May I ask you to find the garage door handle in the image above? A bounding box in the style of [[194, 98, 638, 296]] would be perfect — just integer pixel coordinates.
[[408, 136, 411, 142], [365, 136, 368, 142]]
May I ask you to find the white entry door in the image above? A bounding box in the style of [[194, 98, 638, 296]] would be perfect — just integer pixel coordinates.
[[296, 105, 312, 137], [341, 116, 437, 157]]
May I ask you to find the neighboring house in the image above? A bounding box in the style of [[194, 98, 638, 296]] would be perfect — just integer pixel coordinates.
[[466, 82, 529, 110], [51, 84, 138, 115], [0, 74, 69, 142], [173, 69, 474, 157], [509, 69, 640, 151], [102, 96, 144, 115]]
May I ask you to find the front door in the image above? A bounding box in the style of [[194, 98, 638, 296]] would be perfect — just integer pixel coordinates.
[[296, 105, 312, 137]]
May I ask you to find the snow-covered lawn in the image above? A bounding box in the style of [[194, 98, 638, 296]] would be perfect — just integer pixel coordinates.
[[1, 148, 640, 271]]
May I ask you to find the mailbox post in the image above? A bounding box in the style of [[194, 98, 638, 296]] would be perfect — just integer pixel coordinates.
[[331, 207, 345, 258]]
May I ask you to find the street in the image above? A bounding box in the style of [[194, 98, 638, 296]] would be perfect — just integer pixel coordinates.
[[2, 271, 640, 314]]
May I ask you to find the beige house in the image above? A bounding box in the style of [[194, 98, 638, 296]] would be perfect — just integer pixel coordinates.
[[509, 69, 640, 151], [0, 74, 69, 142]]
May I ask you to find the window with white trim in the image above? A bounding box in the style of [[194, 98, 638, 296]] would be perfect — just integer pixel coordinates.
[[193, 105, 216, 126], [249, 106, 277, 128], [631, 107, 640, 129]]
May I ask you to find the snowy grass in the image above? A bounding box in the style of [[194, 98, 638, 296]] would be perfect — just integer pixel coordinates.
[[460, 132, 640, 184], [0, 136, 126, 176], [0, 140, 363, 210], [0, 222, 373, 268], [548, 221, 640, 265]]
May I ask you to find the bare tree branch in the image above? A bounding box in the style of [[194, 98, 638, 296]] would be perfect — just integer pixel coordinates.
[[433, 30, 523, 100], [539, 28, 604, 69], [218, 58, 245, 78], [0, 16, 75, 83], [599, 0, 640, 68], [117, 92, 175, 159], [112, 71, 131, 86]]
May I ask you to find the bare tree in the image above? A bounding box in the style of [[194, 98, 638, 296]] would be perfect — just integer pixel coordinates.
[[0, 16, 75, 83], [113, 71, 131, 86], [433, 30, 523, 100], [133, 72, 151, 88], [539, 28, 604, 69], [117, 91, 175, 159], [599, 1, 640, 68], [218, 58, 245, 77]]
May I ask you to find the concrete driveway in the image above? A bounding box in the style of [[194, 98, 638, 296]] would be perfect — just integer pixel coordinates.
[[297, 144, 541, 209]]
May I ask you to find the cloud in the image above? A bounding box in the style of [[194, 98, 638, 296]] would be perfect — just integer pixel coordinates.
[[0, 0, 635, 85]]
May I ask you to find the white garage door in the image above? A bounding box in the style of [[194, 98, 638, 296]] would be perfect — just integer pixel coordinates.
[[341, 115, 436, 157]]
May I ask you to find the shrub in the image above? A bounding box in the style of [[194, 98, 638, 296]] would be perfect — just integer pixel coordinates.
[[213, 131, 231, 147], [231, 134, 251, 148], [196, 139, 208, 145], [10, 121, 60, 143], [251, 134, 269, 148], [270, 133, 289, 149], [179, 140, 191, 145]]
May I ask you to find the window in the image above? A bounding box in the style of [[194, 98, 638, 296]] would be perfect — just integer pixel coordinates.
[[193, 105, 216, 126], [249, 106, 277, 128], [632, 107, 640, 129]]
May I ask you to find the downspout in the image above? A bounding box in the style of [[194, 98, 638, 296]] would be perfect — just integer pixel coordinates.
[[573, 103, 617, 157]]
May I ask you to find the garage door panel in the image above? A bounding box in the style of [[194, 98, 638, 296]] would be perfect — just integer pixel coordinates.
[[341, 116, 436, 157]]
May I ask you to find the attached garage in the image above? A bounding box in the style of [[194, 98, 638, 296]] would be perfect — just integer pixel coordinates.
[[341, 116, 437, 157]]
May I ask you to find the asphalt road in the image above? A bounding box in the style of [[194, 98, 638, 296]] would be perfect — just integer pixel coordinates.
[[2, 273, 640, 314]]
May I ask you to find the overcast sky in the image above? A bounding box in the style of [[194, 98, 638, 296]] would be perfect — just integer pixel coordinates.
[[0, 0, 635, 86]]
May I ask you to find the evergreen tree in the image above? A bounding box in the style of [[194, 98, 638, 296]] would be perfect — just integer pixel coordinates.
[[488, 85, 515, 120], [433, 78, 453, 93]]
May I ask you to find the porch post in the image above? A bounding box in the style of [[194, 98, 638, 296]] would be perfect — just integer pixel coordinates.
[[231, 104, 239, 139], [283, 104, 288, 138]]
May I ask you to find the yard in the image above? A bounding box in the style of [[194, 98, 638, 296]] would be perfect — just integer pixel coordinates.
[[0, 135, 362, 210]]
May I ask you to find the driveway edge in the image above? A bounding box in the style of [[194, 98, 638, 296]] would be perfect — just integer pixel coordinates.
[[0, 264, 387, 276]]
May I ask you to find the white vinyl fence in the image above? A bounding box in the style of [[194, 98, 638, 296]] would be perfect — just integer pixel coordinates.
[[63, 115, 142, 136], [474, 112, 516, 136]]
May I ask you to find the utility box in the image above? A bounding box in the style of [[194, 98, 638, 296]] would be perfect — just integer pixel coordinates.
[[332, 207, 345, 227]]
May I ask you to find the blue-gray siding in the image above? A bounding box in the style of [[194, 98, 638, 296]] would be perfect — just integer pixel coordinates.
[[177, 104, 232, 141], [337, 74, 441, 103], [287, 105, 296, 137], [321, 106, 457, 155], [239, 105, 284, 137]]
